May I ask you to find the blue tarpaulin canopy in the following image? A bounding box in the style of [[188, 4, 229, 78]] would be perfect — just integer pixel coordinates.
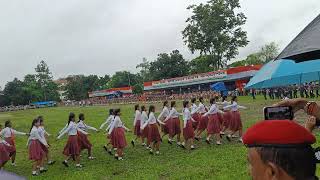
[[245, 59, 320, 89], [210, 82, 228, 96], [31, 101, 56, 106]]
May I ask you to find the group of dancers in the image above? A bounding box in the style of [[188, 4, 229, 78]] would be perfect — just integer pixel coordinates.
[[0, 95, 246, 176]]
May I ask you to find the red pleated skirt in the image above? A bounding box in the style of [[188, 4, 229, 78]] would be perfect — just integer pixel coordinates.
[[134, 120, 142, 136], [78, 131, 92, 150], [4, 138, 16, 153], [217, 112, 224, 125], [191, 113, 200, 130], [197, 115, 208, 131], [222, 111, 232, 128], [172, 118, 181, 135], [112, 128, 127, 149], [147, 124, 161, 144], [40, 143, 48, 154], [142, 125, 149, 138], [107, 129, 115, 146], [229, 111, 242, 131], [63, 135, 80, 156], [29, 140, 45, 161], [183, 120, 195, 140], [0, 143, 10, 165], [162, 118, 171, 135], [207, 114, 221, 135]]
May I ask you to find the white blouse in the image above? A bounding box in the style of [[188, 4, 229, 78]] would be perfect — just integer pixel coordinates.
[[157, 106, 170, 120], [191, 103, 198, 115], [141, 111, 148, 128], [38, 126, 50, 139], [0, 127, 27, 138], [108, 116, 128, 135], [204, 104, 219, 116], [100, 115, 114, 130], [28, 126, 48, 146], [133, 110, 142, 126], [142, 112, 161, 129], [164, 107, 181, 122], [198, 103, 207, 113], [77, 120, 98, 132], [182, 108, 193, 128], [57, 121, 87, 139], [223, 102, 246, 111]]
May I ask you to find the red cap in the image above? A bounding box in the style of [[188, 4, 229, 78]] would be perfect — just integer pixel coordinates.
[[243, 120, 316, 147]]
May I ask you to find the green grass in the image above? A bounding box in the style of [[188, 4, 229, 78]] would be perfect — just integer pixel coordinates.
[[1, 96, 320, 180]]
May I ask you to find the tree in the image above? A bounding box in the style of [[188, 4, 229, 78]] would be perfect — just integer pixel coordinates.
[[259, 42, 279, 62], [182, 0, 248, 69], [229, 53, 263, 67], [35, 60, 59, 101], [64, 75, 87, 101], [108, 71, 141, 88], [149, 50, 190, 80], [132, 84, 144, 95], [136, 58, 152, 82], [3, 78, 28, 105], [189, 55, 216, 74]]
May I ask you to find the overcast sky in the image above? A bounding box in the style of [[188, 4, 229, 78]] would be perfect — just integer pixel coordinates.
[[0, 0, 320, 88]]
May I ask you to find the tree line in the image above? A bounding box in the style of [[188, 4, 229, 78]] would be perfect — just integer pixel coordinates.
[[0, 0, 279, 105]]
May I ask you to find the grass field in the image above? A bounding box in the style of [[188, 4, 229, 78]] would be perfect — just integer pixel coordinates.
[[1, 96, 320, 180]]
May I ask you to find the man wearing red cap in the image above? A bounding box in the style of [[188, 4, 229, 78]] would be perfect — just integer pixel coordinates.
[[243, 119, 318, 180]]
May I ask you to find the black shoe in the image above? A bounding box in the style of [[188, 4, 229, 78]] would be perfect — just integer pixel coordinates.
[[181, 144, 186, 149], [168, 140, 172, 145], [149, 151, 154, 155], [131, 140, 135, 147], [40, 169, 47, 173], [219, 134, 223, 139], [103, 145, 108, 152], [195, 137, 200, 141], [108, 150, 113, 156], [62, 161, 69, 167], [206, 139, 210, 144], [114, 156, 119, 160], [48, 161, 56, 165], [32, 173, 39, 176], [226, 136, 231, 142]]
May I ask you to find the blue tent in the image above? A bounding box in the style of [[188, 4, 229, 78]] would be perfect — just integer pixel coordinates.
[[210, 82, 228, 96], [245, 59, 320, 89], [31, 101, 56, 107]]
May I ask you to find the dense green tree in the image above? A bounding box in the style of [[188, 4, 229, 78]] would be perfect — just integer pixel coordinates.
[[259, 42, 279, 62], [149, 50, 190, 80], [3, 78, 29, 105], [189, 55, 217, 74], [182, 0, 248, 69], [132, 83, 144, 95], [108, 71, 141, 88], [136, 58, 152, 82]]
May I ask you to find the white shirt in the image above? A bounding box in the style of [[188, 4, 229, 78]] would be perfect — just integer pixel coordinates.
[[165, 107, 181, 122], [108, 116, 128, 135], [204, 104, 218, 116], [198, 103, 207, 113], [157, 106, 170, 120], [140, 111, 148, 128], [182, 108, 193, 128], [191, 104, 198, 115], [142, 112, 161, 129], [57, 121, 87, 139], [223, 102, 246, 111], [0, 127, 26, 138], [38, 126, 50, 139], [133, 110, 142, 126], [100, 115, 114, 130], [77, 120, 98, 132], [28, 126, 48, 146]]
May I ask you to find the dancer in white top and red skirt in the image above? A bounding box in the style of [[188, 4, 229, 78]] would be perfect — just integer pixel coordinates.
[[140, 106, 149, 147], [203, 98, 223, 145], [38, 116, 55, 166], [0, 125, 12, 169], [77, 113, 99, 160], [102, 109, 115, 155], [216, 96, 232, 136], [181, 101, 196, 150], [223, 96, 246, 142], [57, 113, 87, 168], [157, 101, 170, 138], [0, 120, 28, 166], [195, 97, 208, 141], [108, 109, 129, 160], [27, 118, 49, 176], [164, 101, 182, 146], [141, 105, 165, 155], [190, 98, 200, 130], [132, 104, 142, 146]]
